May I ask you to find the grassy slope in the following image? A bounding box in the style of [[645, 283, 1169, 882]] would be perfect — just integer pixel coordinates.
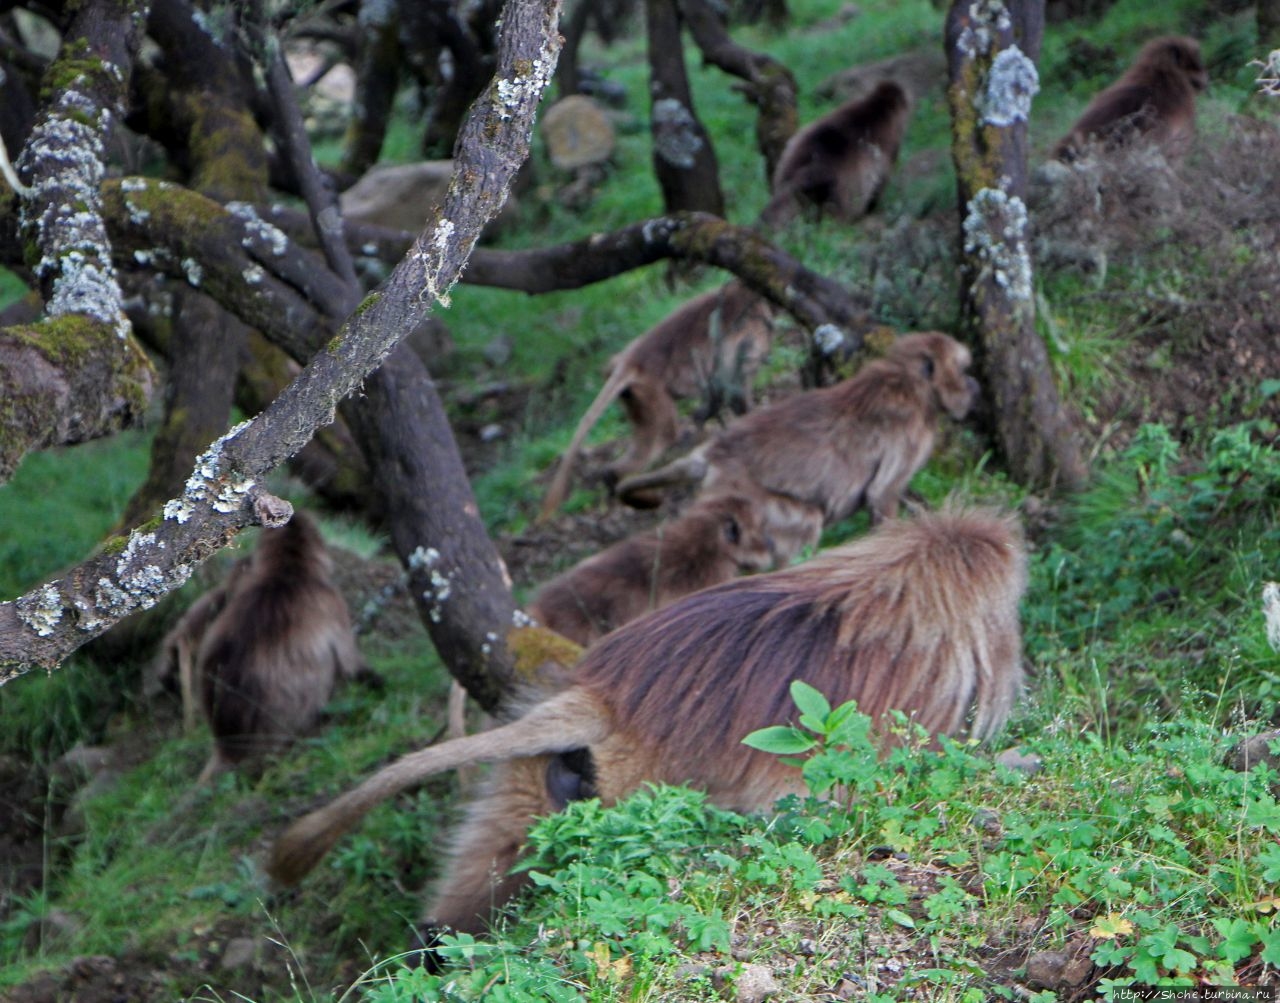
[[2, 0, 1279, 998]]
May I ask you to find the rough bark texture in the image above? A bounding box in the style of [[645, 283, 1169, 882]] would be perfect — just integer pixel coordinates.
[[945, 0, 1087, 492], [347, 347, 519, 712], [678, 0, 797, 181], [118, 0, 267, 529], [0, 0, 562, 688], [256, 0, 522, 711], [2, 0, 156, 484], [646, 0, 725, 215], [236, 333, 373, 514]]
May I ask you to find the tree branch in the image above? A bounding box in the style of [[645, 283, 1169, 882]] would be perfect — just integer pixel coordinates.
[[0, 0, 156, 483], [0, 0, 563, 683], [677, 0, 798, 181], [264, 207, 873, 345]]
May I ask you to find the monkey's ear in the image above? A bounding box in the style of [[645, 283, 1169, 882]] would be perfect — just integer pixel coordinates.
[[723, 516, 742, 545]]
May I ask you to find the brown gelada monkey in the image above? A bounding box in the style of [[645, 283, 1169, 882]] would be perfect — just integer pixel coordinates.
[[538, 281, 775, 521], [191, 511, 371, 782], [1053, 35, 1208, 161], [268, 509, 1026, 945], [528, 492, 777, 646], [759, 79, 912, 226], [615, 332, 979, 563]]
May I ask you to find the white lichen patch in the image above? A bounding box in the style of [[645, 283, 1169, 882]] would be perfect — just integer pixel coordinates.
[[652, 98, 702, 168], [16, 584, 64, 637], [242, 264, 265, 285], [512, 608, 536, 628], [962, 187, 1033, 312], [408, 546, 452, 623], [409, 545, 442, 571], [813, 324, 846, 356], [226, 201, 289, 256], [212, 476, 256, 513], [1264, 582, 1280, 651], [20, 93, 130, 337], [983, 46, 1039, 126], [76, 546, 193, 628], [417, 218, 457, 308], [181, 257, 203, 287], [956, 0, 1012, 59], [114, 532, 171, 609], [494, 56, 553, 123], [163, 419, 253, 523]]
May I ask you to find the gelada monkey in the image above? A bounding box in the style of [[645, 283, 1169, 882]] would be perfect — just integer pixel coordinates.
[[529, 492, 776, 646], [1054, 35, 1208, 161], [195, 511, 370, 782], [268, 509, 1026, 940], [759, 79, 911, 226], [150, 557, 249, 733], [616, 332, 979, 562], [538, 281, 775, 521]]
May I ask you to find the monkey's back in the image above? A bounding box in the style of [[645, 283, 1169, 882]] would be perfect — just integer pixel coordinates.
[[576, 511, 1027, 809], [704, 362, 933, 517], [198, 571, 347, 762]]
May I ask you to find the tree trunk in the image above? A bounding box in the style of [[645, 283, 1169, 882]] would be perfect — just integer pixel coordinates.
[[645, 0, 724, 215], [678, 0, 797, 182], [340, 0, 401, 177], [3, 0, 156, 485], [346, 347, 519, 712], [119, 0, 268, 529], [945, 0, 1087, 492]]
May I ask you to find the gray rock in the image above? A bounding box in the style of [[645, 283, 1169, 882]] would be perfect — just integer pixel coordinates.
[[542, 95, 616, 170]]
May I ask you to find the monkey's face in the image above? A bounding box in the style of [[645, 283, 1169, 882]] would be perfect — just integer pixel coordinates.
[[714, 499, 777, 573], [923, 338, 979, 420], [1158, 37, 1209, 92]]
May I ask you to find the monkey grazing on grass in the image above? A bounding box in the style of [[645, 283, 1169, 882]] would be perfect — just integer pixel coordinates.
[[528, 492, 776, 646], [1053, 35, 1208, 161], [759, 79, 912, 226], [192, 511, 370, 782], [268, 509, 1026, 942], [616, 332, 980, 562], [538, 281, 775, 521]]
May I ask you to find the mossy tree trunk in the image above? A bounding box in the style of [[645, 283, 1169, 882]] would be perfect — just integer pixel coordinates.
[[646, 0, 725, 215], [945, 0, 1087, 492], [1, 0, 156, 484], [118, 0, 268, 530]]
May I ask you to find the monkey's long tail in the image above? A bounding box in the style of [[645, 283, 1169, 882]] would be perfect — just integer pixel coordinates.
[[538, 365, 632, 523], [266, 689, 610, 886]]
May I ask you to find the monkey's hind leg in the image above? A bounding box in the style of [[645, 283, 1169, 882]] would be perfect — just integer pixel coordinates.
[[422, 755, 559, 937]]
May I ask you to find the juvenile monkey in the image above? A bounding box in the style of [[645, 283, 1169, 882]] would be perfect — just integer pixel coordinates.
[[1053, 35, 1208, 161], [759, 79, 911, 226], [195, 512, 369, 782], [268, 510, 1026, 940], [616, 332, 979, 562], [538, 281, 775, 521], [528, 492, 776, 646]]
